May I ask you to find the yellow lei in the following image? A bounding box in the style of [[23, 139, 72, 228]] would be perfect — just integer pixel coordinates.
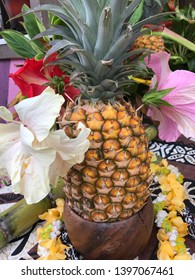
[[151, 155, 194, 260]]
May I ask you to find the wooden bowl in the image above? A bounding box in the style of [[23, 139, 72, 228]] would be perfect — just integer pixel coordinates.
[[63, 197, 154, 259]]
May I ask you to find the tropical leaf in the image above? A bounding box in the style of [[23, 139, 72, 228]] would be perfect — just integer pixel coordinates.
[[0, 30, 37, 58]]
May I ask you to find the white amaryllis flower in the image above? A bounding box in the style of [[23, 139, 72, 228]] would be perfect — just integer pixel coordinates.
[[0, 87, 90, 204]]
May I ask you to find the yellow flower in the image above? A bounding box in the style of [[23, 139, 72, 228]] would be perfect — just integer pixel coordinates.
[[151, 153, 157, 162], [39, 199, 65, 223], [170, 216, 188, 237], [167, 211, 177, 219], [161, 159, 168, 168], [37, 238, 68, 260], [55, 198, 65, 215], [157, 228, 168, 241], [150, 163, 160, 173], [157, 241, 175, 260], [173, 253, 192, 260]]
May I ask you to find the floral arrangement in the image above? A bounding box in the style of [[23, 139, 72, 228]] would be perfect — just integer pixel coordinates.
[[151, 155, 195, 260], [36, 198, 68, 260], [0, 0, 195, 260]]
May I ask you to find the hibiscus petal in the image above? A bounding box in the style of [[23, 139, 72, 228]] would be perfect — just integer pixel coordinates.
[[165, 108, 195, 139], [147, 106, 181, 141], [3, 141, 23, 187], [47, 122, 90, 162], [47, 122, 90, 185], [20, 124, 57, 167], [15, 87, 65, 142], [0, 123, 21, 175], [164, 82, 195, 105], [12, 156, 51, 204], [0, 123, 20, 150], [49, 153, 73, 186], [144, 52, 172, 89]]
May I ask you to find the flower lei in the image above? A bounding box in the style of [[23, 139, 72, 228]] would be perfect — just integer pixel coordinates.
[[36, 156, 195, 260], [151, 155, 195, 260], [36, 198, 68, 260]]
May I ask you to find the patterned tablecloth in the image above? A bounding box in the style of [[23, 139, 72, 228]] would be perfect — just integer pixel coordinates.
[[0, 135, 194, 260]]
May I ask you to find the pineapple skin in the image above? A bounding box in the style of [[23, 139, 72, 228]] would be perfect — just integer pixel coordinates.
[[61, 98, 152, 222], [132, 35, 165, 52]]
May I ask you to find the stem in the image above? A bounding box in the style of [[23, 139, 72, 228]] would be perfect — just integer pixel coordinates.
[[0, 179, 65, 249], [152, 27, 195, 53], [0, 197, 52, 249]]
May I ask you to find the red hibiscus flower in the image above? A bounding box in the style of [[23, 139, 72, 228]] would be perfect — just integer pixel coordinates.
[[9, 55, 80, 101]]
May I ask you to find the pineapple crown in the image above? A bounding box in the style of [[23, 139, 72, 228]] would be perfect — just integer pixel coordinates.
[[28, 0, 167, 101]]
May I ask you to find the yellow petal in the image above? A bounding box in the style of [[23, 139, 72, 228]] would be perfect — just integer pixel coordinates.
[[174, 253, 192, 260], [171, 216, 185, 228], [161, 159, 168, 167], [157, 250, 173, 260], [167, 211, 177, 219], [161, 183, 172, 192], [157, 229, 168, 241], [158, 241, 175, 258], [177, 223, 189, 237]]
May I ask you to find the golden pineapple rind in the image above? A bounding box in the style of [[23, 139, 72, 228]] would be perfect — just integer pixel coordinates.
[[132, 35, 165, 52], [62, 99, 151, 222]]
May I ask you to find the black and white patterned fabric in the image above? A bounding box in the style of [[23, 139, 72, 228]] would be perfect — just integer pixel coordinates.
[[149, 140, 195, 165]]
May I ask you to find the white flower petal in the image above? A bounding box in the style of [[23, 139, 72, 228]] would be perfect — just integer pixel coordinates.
[[0, 123, 20, 150], [47, 122, 90, 162], [15, 87, 65, 142], [20, 124, 34, 147], [3, 141, 23, 188], [20, 124, 56, 167], [49, 153, 73, 186], [12, 156, 51, 204], [0, 124, 22, 180]]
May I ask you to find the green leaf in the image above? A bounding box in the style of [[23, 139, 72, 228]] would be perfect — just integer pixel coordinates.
[[0, 30, 37, 58], [21, 4, 47, 54], [187, 56, 195, 72], [142, 85, 174, 107], [129, 0, 144, 25], [22, 4, 45, 39]]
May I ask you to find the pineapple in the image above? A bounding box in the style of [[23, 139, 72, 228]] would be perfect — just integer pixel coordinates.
[[131, 0, 168, 52], [31, 0, 164, 222], [63, 99, 151, 222], [132, 34, 165, 52]]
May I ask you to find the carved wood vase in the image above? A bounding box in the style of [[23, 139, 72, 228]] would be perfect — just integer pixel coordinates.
[[63, 198, 154, 260]]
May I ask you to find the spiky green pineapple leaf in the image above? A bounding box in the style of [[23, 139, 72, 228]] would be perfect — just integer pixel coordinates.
[[82, 0, 100, 32], [112, 0, 141, 40], [64, 0, 86, 22], [33, 25, 77, 42], [94, 6, 113, 60]]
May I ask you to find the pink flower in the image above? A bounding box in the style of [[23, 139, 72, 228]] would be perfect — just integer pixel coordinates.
[[144, 52, 195, 142]]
